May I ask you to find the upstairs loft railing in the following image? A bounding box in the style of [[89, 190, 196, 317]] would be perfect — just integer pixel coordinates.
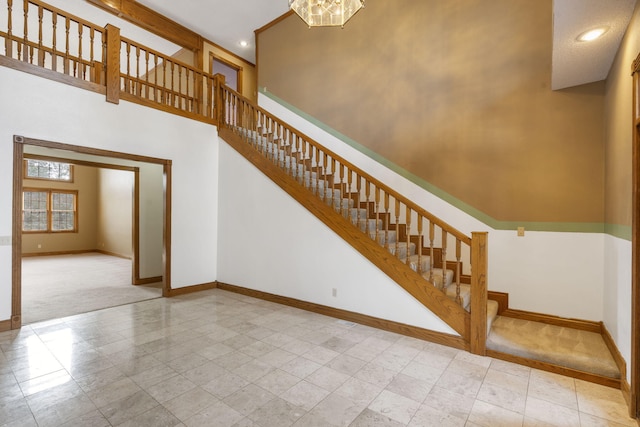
[[0, 0, 490, 354], [0, 0, 217, 123], [216, 84, 489, 354]]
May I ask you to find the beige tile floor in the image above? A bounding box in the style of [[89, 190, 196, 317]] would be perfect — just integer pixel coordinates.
[[0, 289, 636, 427]]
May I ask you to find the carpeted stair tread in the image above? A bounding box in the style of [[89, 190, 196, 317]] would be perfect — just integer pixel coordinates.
[[387, 242, 416, 259], [486, 316, 620, 379], [370, 230, 398, 246], [445, 283, 471, 310], [401, 254, 431, 273], [421, 268, 454, 288]]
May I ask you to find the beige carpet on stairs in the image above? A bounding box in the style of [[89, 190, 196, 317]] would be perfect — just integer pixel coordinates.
[[486, 315, 620, 379]]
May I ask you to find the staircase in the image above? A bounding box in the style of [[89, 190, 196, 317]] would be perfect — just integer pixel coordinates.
[[234, 126, 498, 327], [215, 85, 493, 356]]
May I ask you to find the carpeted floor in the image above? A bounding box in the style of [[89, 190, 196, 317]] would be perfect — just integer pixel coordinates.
[[487, 315, 620, 379], [21, 252, 162, 324]]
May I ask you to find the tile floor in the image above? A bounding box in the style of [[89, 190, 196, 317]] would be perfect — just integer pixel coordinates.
[[0, 289, 636, 427]]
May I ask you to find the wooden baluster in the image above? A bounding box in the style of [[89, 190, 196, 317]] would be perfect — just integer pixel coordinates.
[[356, 173, 363, 231], [170, 61, 175, 107], [51, 11, 56, 71], [89, 27, 94, 67], [21, 0, 27, 62], [6, 0, 13, 57], [207, 74, 213, 118], [76, 22, 83, 77], [37, 5, 43, 66], [160, 59, 168, 105], [364, 179, 371, 238], [313, 146, 320, 195], [429, 222, 435, 283], [394, 198, 400, 258], [135, 46, 141, 96], [89, 27, 96, 81], [384, 192, 390, 250], [322, 152, 329, 202], [339, 162, 346, 215], [417, 215, 423, 274], [64, 16, 70, 74], [184, 67, 190, 111], [144, 50, 149, 99], [347, 168, 353, 220], [455, 239, 462, 305], [178, 64, 184, 108], [405, 206, 412, 265], [330, 158, 337, 209], [374, 186, 380, 245], [125, 42, 131, 93], [441, 229, 448, 291]]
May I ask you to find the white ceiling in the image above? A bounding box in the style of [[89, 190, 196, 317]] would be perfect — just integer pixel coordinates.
[[552, 0, 636, 90], [133, 0, 637, 90]]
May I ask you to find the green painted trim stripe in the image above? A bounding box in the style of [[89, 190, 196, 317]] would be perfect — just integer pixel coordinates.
[[259, 87, 630, 240]]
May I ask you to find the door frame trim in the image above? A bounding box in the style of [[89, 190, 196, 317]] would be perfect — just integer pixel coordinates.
[[11, 135, 172, 329]]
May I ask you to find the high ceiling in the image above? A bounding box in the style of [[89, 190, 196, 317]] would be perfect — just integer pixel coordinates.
[[130, 0, 637, 90]]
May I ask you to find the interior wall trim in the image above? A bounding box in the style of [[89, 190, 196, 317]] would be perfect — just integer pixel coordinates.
[[23, 250, 103, 258], [0, 319, 11, 333], [165, 282, 217, 297], [216, 282, 468, 351], [258, 88, 626, 239]]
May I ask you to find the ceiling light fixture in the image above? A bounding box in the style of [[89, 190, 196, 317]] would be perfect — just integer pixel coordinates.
[[289, 0, 364, 28], [239, 40, 249, 47], [576, 26, 609, 42]]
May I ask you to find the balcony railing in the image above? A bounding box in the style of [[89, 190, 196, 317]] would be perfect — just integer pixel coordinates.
[[0, 0, 218, 123]]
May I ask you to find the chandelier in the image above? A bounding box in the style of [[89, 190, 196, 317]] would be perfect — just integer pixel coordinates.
[[289, 0, 365, 28]]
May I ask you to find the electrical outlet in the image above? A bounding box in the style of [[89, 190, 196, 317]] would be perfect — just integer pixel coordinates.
[[517, 227, 525, 237], [37, 244, 42, 248], [0, 236, 10, 246], [332, 288, 337, 297]]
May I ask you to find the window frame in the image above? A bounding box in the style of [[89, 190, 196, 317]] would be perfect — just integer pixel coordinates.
[[22, 188, 78, 234], [23, 159, 74, 183]]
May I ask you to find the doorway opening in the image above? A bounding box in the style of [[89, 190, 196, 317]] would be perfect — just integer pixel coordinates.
[[11, 135, 172, 329], [210, 53, 243, 94]]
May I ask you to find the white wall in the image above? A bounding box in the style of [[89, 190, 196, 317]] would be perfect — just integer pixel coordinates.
[[217, 141, 456, 335], [258, 93, 606, 322], [0, 66, 219, 320], [604, 235, 632, 383]]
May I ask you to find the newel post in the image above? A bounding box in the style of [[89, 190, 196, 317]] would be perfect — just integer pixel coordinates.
[[213, 73, 226, 126], [104, 24, 120, 104], [470, 231, 488, 355]]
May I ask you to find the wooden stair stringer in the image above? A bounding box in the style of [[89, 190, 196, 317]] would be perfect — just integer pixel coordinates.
[[220, 127, 471, 339]]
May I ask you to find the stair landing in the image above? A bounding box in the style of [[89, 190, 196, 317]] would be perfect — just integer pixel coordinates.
[[486, 316, 620, 379]]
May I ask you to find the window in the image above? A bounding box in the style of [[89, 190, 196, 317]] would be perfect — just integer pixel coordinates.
[[24, 159, 73, 181], [23, 189, 77, 233]]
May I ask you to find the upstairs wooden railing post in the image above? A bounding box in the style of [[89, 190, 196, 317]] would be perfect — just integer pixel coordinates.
[[213, 73, 226, 126], [470, 231, 488, 355], [104, 24, 120, 104]]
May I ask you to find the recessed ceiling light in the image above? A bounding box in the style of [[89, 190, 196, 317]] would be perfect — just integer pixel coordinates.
[[239, 40, 249, 48], [576, 26, 609, 42]]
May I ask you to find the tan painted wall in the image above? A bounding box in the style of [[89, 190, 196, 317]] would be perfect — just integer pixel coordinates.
[[22, 165, 98, 253], [604, 3, 640, 228], [204, 41, 257, 102], [96, 168, 133, 258], [257, 0, 606, 224]]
